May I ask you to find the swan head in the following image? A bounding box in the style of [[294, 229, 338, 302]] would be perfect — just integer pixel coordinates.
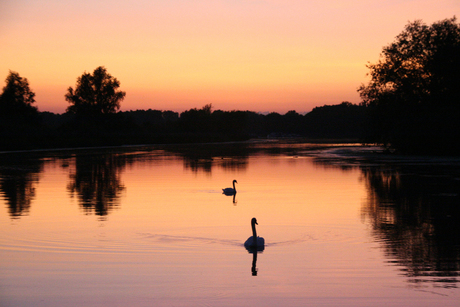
[[233, 180, 238, 184], [251, 217, 258, 225]]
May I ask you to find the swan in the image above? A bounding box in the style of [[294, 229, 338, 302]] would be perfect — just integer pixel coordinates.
[[222, 179, 237, 195], [244, 218, 265, 251]]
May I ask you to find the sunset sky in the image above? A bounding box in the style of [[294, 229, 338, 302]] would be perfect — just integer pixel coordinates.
[[1, 0, 459, 114]]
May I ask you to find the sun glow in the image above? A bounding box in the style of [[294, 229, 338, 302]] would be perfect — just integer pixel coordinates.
[[1, 0, 458, 113]]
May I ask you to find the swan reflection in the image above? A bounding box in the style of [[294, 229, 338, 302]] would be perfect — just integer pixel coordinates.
[[251, 251, 259, 276]]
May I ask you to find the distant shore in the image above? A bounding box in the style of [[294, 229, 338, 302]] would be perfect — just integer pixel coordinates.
[[0, 138, 363, 155], [1, 103, 367, 152]]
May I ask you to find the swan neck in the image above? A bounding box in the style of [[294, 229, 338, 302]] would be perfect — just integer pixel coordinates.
[[251, 222, 257, 239]]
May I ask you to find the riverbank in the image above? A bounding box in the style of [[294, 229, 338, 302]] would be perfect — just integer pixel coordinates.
[[0, 137, 362, 155]]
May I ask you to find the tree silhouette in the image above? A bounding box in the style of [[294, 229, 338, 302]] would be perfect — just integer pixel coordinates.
[[65, 66, 126, 116], [303, 102, 366, 139], [0, 71, 38, 118], [358, 17, 460, 154], [179, 104, 214, 133]]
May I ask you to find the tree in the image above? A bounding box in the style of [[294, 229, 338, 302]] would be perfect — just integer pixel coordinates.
[[0, 71, 38, 117], [65, 66, 126, 116], [179, 104, 214, 132], [358, 17, 460, 154], [304, 102, 366, 139]]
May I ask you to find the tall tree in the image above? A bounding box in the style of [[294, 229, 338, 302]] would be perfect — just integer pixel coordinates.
[[0, 71, 37, 117], [65, 66, 126, 116], [358, 17, 460, 154]]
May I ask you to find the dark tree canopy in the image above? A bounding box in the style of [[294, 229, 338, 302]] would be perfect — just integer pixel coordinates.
[[358, 17, 460, 154], [0, 71, 38, 117], [65, 66, 126, 116]]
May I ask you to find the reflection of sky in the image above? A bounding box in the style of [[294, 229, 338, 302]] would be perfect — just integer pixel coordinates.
[[119, 154, 365, 231], [1, 148, 460, 306]]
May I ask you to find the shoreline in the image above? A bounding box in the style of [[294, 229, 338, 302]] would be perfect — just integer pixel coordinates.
[[0, 138, 363, 156]]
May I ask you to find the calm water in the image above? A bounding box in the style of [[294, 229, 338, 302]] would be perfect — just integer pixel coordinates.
[[1, 143, 459, 307]]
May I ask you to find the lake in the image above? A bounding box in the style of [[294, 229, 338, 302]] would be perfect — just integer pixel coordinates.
[[1, 142, 459, 307]]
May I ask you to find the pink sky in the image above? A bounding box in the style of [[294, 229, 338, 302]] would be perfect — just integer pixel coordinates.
[[1, 0, 459, 114]]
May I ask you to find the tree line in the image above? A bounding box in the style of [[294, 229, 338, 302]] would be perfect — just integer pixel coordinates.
[[0, 67, 366, 150], [1, 100, 366, 150], [1, 17, 459, 154]]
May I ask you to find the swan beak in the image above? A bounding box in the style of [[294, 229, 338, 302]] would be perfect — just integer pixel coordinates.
[[255, 221, 258, 225]]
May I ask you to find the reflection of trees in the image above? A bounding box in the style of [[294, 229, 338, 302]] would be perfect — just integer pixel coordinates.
[[0, 155, 43, 219], [362, 165, 460, 287], [67, 153, 128, 218], [183, 156, 248, 174], [165, 142, 343, 173], [164, 143, 250, 173]]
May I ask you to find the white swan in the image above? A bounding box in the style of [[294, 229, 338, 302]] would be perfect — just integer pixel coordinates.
[[244, 218, 265, 251], [222, 179, 237, 195]]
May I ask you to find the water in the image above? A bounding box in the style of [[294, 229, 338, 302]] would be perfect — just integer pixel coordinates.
[[1, 143, 459, 306]]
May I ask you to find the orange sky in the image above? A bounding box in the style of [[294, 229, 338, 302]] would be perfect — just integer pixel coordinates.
[[1, 0, 459, 114]]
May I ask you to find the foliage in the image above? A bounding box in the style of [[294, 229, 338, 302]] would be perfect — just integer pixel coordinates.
[[358, 17, 460, 154], [179, 104, 214, 133], [0, 69, 364, 150], [1, 101, 366, 150], [304, 102, 366, 138], [0, 71, 40, 150], [65, 66, 126, 116], [0, 71, 38, 117]]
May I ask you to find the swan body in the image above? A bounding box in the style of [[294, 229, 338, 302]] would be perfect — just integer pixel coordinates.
[[244, 218, 265, 252], [244, 236, 265, 248], [222, 180, 237, 195]]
